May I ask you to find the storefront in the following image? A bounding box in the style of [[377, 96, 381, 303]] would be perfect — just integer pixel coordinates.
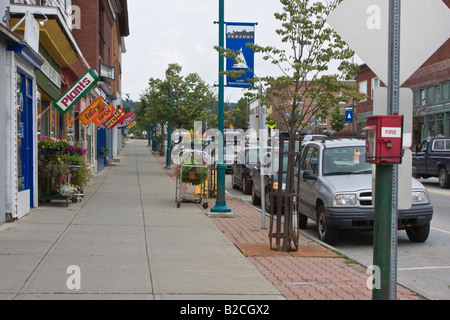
[[0, 24, 43, 223]]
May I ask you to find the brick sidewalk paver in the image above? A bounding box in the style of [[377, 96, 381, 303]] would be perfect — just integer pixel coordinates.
[[152, 150, 424, 300]]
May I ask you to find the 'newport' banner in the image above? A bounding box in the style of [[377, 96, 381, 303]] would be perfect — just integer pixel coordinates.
[[226, 22, 255, 88], [53, 69, 100, 114]]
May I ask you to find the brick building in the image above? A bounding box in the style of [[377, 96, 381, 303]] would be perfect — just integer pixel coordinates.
[[355, 0, 450, 144], [72, 0, 129, 166], [266, 81, 357, 135]]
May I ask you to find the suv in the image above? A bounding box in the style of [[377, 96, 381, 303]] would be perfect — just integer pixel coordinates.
[[296, 138, 433, 245]]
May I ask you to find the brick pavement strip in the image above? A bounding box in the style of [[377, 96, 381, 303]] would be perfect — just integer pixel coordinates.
[[152, 150, 424, 300]]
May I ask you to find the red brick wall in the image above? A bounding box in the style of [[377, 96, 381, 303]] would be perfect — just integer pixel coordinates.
[[72, 0, 115, 71]]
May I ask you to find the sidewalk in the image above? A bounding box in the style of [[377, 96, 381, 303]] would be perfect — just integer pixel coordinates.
[[155, 143, 425, 301], [0, 140, 423, 300], [0, 140, 282, 300]]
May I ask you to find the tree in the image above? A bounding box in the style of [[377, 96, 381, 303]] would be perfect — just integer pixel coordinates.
[[218, 0, 366, 251], [225, 97, 250, 130], [330, 105, 345, 132], [137, 63, 217, 151]]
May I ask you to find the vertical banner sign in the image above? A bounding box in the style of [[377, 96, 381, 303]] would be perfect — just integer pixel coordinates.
[[79, 96, 106, 126], [226, 23, 255, 88], [53, 69, 100, 114], [345, 107, 354, 124]]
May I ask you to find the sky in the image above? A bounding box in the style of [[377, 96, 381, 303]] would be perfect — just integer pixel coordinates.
[[121, 0, 288, 103]]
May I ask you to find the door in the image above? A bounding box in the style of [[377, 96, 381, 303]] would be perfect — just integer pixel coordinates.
[[17, 71, 34, 207], [299, 145, 320, 218]]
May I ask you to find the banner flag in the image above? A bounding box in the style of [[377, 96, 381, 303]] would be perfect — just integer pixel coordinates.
[[79, 96, 106, 126], [226, 23, 255, 88], [53, 69, 100, 114], [105, 107, 127, 129], [93, 103, 115, 127], [118, 112, 137, 129]]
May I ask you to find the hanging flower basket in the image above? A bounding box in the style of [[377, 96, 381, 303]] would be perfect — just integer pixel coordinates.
[[175, 166, 208, 186]]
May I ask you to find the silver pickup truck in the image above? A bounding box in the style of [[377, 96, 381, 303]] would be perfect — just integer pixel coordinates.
[[296, 138, 434, 245]]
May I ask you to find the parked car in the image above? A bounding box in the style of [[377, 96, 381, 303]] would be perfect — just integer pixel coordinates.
[[232, 146, 269, 194], [251, 150, 289, 212], [251, 141, 300, 212], [296, 138, 434, 245], [412, 136, 450, 188]]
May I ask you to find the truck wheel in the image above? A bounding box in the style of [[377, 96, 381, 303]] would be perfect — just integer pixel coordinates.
[[438, 168, 450, 189], [406, 222, 430, 243], [316, 204, 339, 245]]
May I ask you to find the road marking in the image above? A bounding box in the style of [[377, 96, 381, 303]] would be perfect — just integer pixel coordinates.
[[431, 227, 450, 235], [427, 188, 450, 196], [398, 266, 450, 271]]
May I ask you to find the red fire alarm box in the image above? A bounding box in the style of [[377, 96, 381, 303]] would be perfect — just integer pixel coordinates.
[[363, 115, 404, 164]]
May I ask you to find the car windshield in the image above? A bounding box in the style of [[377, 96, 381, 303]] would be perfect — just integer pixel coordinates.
[[323, 147, 372, 176]]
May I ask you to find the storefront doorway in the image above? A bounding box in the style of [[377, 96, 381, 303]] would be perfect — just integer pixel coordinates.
[[17, 69, 34, 209]]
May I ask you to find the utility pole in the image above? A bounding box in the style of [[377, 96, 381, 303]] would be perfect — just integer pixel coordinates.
[[210, 0, 233, 217], [373, 0, 401, 301]]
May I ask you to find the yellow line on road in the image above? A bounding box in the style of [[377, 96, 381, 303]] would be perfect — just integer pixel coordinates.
[[427, 188, 450, 196]]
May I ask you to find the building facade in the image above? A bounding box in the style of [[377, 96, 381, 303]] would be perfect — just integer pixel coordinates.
[[0, 0, 129, 224], [0, 22, 43, 223], [355, 34, 450, 145], [72, 0, 129, 168]]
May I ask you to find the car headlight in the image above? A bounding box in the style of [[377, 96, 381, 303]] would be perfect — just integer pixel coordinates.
[[273, 182, 286, 191], [333, 194, 356, 206], [412, 191, 429, 204]]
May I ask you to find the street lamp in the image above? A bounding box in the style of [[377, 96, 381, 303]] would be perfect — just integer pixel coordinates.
[[209, 0, 233, 217]]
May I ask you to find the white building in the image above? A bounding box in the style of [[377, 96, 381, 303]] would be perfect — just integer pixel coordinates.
[[0, 22, 43, 223]]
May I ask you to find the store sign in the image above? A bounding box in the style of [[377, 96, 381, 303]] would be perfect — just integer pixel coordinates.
[[127, 121, 137, 129], [105, 108, 126, 129], [79, 96, 106, 126], [118, 112, 137, 129], [53, 69, 100, 114], [93, 103, 115, 127]]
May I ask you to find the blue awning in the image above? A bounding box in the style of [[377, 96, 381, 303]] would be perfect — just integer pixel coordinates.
[[7, 43, 44, 70]]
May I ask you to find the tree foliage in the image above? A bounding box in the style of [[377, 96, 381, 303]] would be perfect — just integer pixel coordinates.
[[137, 63, 217, 134], [330, 105, 346, 132]]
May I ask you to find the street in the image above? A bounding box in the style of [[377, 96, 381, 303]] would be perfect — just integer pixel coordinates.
[[225, 174, 450, 300]]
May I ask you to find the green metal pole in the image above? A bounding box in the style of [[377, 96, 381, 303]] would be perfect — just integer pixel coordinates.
[[148, 123, 152, 147], [153, 124, 157, 152], [373, 164, 394, 300], [165, 121, 172, 169], [210, 0, 232, 215]]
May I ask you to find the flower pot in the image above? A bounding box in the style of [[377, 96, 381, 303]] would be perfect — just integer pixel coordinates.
[[188, 171, 197, 180]]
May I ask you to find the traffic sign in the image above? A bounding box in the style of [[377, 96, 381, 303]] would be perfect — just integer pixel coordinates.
[[327, 0, 450, 86]]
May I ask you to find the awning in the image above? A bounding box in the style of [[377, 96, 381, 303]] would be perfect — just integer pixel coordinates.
[[98, 81, 117, 102], [9, 5, 83, 67], [7, 42, 44, 69]]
